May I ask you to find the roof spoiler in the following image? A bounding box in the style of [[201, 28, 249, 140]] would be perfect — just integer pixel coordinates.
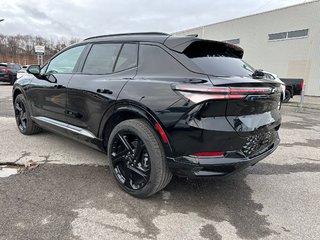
[[164, 37, 244, 59]]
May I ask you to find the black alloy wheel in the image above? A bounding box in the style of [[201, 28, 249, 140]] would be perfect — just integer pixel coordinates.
[[108, 119, 172, 198], [111, 131, 150, 190], [14, 98, 27, 132], [14, 94, 42, 135]]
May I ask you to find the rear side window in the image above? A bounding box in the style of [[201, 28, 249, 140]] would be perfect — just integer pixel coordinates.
[[114, 44, 138, 72], [183, 41, 253, 77], [139, 45, 187, 76], [82, 44, 121, 74]]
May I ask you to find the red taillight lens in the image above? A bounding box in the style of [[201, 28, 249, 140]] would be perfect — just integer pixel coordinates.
[[192, 151, 225, 157], [0, 68, 10, 73], [300, 81, 304, 89], [173, 85, 272, 103]]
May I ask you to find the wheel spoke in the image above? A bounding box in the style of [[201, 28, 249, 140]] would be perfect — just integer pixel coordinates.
[[21, 119, 27, 129], [117, 133, 133, 153], [133, 140, 144, 160], [15, 103, 22, 112], [20, 113, 27, 121], [122, 165, 133, 188], [111, 149, 128, 164], [127, 164, 148, 180]]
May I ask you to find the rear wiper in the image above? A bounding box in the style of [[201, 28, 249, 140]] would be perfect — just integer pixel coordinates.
[[251, 69, 265, 79]]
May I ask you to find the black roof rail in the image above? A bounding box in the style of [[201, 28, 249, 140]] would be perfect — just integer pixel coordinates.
[[84, 32, 169, 41]]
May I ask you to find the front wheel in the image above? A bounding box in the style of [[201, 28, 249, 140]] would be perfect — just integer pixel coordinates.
[[14, 94, 42, 135], [107, 119, 172, 198]]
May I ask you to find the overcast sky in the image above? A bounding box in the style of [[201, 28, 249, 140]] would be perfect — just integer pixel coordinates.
[[0, 0, 306, 39]]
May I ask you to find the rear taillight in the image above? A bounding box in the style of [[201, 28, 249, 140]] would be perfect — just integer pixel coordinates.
[[0, 68, 10, 73], [300, 81, 304, 89], [173, 85, 273, 103]]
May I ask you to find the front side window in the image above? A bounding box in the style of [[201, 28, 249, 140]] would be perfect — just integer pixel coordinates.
[[46, 45, 85, 74], [82, 43, 121, 74]]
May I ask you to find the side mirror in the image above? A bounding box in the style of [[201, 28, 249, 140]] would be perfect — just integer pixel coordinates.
[[46, 74, 57, 83], [27, 65, 40, 75]]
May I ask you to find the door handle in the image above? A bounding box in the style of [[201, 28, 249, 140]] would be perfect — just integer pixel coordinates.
[[65, 110, 82, 118], [96, 89, 113, 94]]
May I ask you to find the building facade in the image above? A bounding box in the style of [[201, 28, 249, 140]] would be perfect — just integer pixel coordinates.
[[175, 1, 320, 96]]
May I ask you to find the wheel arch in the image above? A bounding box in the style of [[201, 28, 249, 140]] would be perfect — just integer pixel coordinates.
[[12, 87, 24, 104], [99, 101, 174, 158]]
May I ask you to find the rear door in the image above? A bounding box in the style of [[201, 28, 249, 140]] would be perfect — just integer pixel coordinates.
[[66, 42, 138, 136]]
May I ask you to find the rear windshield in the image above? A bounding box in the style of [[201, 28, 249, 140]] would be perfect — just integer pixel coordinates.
[[183, 41, 254, 77]]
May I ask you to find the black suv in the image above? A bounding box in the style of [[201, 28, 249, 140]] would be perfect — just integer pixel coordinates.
[[0, 63, 21, 85], [12, 32, 281, 197]]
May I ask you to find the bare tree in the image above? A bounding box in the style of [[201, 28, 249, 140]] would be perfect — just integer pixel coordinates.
[[0, 34, 80, 64]]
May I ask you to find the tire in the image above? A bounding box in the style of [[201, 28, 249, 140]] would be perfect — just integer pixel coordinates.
[[107, 119, 172, 198], [14, 94, 42, 135], [283, 90, 291, 103]]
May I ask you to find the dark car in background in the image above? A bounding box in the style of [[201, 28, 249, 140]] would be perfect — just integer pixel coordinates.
[[12, 32, 282, 197], [280, 78, 304, 103], [0, 63, 21, 85]]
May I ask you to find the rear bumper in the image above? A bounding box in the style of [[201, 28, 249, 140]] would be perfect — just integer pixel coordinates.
[[0, 75, 10, 82], [167, 132, 280, 178]]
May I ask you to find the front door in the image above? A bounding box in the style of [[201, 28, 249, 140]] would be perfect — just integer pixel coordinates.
[[28, 45, 86, 124]]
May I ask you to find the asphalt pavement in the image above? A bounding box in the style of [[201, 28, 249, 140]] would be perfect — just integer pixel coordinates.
[[0, 82, 319, 240]]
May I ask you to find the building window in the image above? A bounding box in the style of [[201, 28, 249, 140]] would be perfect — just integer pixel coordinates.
[[224, 38, 240, 45], [269, 32, 287, 40], [268, 29, 308, 41], [288, 29, 308, 38]]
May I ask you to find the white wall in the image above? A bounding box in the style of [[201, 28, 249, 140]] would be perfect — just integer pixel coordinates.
[[175, 1, 320, 96]]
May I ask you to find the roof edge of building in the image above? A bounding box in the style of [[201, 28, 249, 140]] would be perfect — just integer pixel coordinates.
[[174, 0, 319, 34]]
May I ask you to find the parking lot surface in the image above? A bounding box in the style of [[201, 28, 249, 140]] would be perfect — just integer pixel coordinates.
[[1, 83, 319, 240]]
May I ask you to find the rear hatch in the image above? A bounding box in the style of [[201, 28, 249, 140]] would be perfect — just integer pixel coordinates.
[[209, 76, 281, 137], [0, 64, 9, 77], [173, 39, 282, 137]]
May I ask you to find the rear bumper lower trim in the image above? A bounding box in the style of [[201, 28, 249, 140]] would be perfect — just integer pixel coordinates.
[[167, 134, 280, 178]]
